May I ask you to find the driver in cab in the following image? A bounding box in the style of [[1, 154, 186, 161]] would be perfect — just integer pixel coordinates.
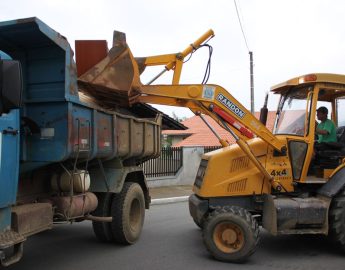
[[315, 106, 337, 143]]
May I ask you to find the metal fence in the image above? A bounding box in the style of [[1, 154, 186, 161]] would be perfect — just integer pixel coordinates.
[[204, 146, 222, 153], [141, 147, 183, 177]]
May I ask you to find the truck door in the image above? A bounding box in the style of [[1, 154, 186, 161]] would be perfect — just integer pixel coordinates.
[[0, 109, 20, 231], [0, 58, 22, 231]]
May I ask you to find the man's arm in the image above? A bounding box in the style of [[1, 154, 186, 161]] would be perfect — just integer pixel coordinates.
[[316, 128, 329, 135]]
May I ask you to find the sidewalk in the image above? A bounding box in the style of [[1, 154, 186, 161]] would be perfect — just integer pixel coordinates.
[[150, 185, 193, 205]]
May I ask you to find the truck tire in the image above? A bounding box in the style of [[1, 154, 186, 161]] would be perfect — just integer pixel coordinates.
[[202, 206, 259, 263], [92, 192, 114, 242], [111, 182, 145, 244], [329, 188, 345, 251]]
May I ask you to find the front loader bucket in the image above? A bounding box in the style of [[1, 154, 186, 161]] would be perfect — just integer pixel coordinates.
[[77, 31, 143, 107]]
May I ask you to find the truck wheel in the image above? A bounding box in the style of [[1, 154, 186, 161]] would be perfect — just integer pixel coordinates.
[[202, 206, 259, 263], [329, 188, 345, 250], [111, 182, 145, 244], [92, 192, 114, 242]]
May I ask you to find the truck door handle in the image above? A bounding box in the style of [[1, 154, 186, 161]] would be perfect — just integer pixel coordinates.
[[2, 129, 19, 135]]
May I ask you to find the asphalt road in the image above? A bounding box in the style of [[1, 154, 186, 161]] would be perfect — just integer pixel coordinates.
[[7, 202, 345, 270]]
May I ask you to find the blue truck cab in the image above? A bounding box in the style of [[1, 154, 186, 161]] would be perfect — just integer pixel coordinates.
[[0, 18, 161, 266]]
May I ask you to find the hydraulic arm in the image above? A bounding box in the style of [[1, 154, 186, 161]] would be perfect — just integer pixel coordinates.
[[138, 83, 285, 152], [77, 28, 287, 184], [130, 30, 286, 153]]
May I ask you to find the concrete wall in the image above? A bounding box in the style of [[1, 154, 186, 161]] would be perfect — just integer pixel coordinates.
[[147, 146, 204, 187], [171, 136, 183, 146]]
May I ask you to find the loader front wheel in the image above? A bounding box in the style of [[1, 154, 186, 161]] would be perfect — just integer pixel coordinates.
[[329, 188, 345, 251], [111, 182, 145, 245], [202, 206, 259, 263]]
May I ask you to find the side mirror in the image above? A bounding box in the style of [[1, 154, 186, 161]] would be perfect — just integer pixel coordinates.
[[0, 59, 23, 114]]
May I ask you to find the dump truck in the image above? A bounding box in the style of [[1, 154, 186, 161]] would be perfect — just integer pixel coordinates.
[[0, 18, 163, 266], [73, 26, 345, 263]]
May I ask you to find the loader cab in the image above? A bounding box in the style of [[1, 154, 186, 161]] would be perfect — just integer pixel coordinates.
[[271, 73, 345, 183]]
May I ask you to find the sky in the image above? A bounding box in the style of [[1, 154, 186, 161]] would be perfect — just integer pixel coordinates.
[[1, 0, 345, 118]]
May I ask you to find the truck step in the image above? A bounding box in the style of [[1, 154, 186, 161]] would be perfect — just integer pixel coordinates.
[[0, 230, 25, 249]]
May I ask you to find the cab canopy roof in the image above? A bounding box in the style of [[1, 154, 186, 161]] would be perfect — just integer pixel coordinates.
[[271, 73, 345, 94]]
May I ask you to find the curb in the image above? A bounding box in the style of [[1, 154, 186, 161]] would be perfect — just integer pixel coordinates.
[[151, 196, 189, 205]]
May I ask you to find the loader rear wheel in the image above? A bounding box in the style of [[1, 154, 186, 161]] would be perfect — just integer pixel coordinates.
[[329, 188, 345, 251], [111, 182, 145, 245], [92, 192, 114, 242], [202, 206, 259, 263]]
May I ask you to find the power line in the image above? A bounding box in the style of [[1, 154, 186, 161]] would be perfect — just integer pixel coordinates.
[[233, 0, 250, 52], [233, 0, 254, 114]]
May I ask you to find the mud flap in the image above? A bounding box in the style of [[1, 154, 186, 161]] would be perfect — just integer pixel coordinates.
[[262, 195, 278, 235]]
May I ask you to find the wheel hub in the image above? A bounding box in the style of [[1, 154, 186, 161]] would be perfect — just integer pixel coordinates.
[[213, 222, 244, 253], [221, 228, 237, 244]]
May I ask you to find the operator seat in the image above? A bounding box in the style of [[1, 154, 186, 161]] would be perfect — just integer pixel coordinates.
[[315, 126, 345, 169]]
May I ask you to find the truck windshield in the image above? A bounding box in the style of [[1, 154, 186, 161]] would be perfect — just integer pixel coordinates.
[[274, 86, 312, 136]]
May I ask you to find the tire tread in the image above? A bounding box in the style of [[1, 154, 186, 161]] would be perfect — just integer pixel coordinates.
[[329, 189, 345, 248]]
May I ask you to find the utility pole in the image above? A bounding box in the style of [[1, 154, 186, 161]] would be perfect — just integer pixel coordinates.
[[249, 51, 254, 114]]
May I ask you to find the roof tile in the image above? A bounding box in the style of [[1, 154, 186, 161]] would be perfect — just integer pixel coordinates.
[[165, 112, 276, 147]]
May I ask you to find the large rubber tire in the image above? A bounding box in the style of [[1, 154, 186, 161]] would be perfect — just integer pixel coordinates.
[[92, 192, 114, 242], [202, 206, 259, 263], [111, 182, 145, 245], [329, 188, 345, 251]]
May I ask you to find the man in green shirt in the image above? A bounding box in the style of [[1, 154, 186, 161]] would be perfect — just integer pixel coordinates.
[[309, 106, 337, 174], [315, 106, 337, 143]]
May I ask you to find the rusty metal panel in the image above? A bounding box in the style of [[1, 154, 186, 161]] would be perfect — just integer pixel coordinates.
[[144, 123, 155, 156], [71, 107, 92, 159], [95, 111, 113, 158], [131, 120, 144, 157], [116, 115, 130, 158], [113, 112, 161, 161], [75, 40, 108, 77], [11, 203, 52, 237], [77, 31, 142, 107]]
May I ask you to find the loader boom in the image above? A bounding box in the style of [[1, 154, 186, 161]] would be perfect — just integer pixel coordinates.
[[134, 29, 286, 153], [138, 83, 286, 152], [131, 31, 288, 186], [78, 28, 286, 157]]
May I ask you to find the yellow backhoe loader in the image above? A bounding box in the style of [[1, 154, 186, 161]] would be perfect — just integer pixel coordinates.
[[78, 30, 345, 263]]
